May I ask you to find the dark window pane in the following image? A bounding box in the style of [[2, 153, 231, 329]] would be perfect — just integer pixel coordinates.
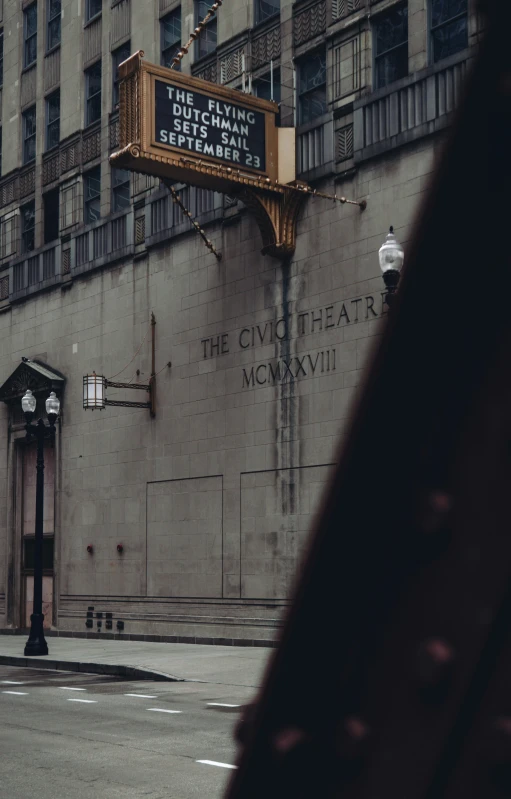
[[431, 0, 467, 28], [25, 5, 37, 37], [85, 167, 101, 224], [113, 184, 130, 212], [86, 61, 102, 96], [374, 4, 408, 89], [23, 108, 36, 164], [432, 15, 468, 61], [48, 0, 61, 49], [24, 538, 54, 571], [48, 17, 61, 49], [22, 202, 35, 253], [198, 17, 217, 57], [112, 42, 131, 107], [299, 87, 327, 124], [162, 9, 181, 48], [0, 32, 4, 86], [86, 61, 102, 124], [375, 46, 408, 89], [255, 0, 280, 24], [87, 0, 102, 20], [299, 52, 327, 94], [49, 0, 61, 17], [375, 6, 408, 56], [162, 9, 181, 70], [47, 121, 60, 150], [25, 35, 37, 67], [255, 70, 281, 104], [44, 188, 59, 243]]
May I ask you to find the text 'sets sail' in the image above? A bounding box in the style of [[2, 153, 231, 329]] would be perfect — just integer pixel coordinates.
[[155, 80, 267, 172]]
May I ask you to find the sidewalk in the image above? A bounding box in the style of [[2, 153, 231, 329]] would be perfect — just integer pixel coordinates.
[[0, 635, 273, 687]]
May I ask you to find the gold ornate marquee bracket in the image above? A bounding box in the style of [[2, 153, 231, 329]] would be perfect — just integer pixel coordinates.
[[237, 184, 309, 260]]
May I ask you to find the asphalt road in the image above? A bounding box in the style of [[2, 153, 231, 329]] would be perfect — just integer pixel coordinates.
[[0, 664, 253, 799]]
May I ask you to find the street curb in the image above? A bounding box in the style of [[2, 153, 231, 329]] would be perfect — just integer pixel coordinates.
[[0, 655, 183, 682]]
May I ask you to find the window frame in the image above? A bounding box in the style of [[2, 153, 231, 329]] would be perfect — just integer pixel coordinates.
[[84, 167, 101, 224], [86, 0, 102, 23], [24, 3, 38, 69], [47, 0, 61, 52], [161, 7, 182, 69], [372, 3, 409, 91], [85, 60, 102, 127], [22, 106, 37, 165], [21, 201, 36, 255], [45, 90, 60, 151], [0, 31, 4, 87], [297, 50, 327, 126], [112, 42, 131, 110], [254, 0, 280, 26], [195, 1, 217, 59], [429, 0, 468, 64], [111, 167, 130, 213]]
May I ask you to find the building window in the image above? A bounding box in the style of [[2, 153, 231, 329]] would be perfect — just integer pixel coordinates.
[[254, 69, 281, 104], [21, 202, 36, 254], [43, 188, 59, 243], [23, 107, 36, 164], [196, 1, 217, 58], [374, 4, 408, 90], [86, 0, 102, 22], [85, 61, 102, 126], [112, 42, 131, 109], [298, 52, 327, 125], [0, 127, 2, 178], [0, 31, 4, 87], [161, 8, 181, 69], [255, 0, 280, 25], [47, 0, 61, 51], [24, 4, 38, 68], [431, 0, 468, 63], [84, 167, 101, 224], [46, 91, 60, 150], [112, 168, 130, 212]]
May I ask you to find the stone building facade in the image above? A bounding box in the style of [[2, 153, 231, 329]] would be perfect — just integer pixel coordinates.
[[0, 0, 481, 642]]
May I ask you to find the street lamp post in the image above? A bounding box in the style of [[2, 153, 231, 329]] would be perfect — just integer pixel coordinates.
[[379, 226, 405, 307], [21, 388, 60, 657]]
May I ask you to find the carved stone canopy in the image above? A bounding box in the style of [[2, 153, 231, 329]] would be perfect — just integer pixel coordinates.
[[0, 359, 65, 405]]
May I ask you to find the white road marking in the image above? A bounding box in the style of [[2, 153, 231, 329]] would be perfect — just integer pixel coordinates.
[[66, 698, 97, 704], [197, 760, 237, 770], [207, 703, 241, 708], [2, 691, 28, 696], [147, 708, 182, 714], [125, 693, 157, 699], [59, 687, 87, 691], [1, 681, 24, 685]]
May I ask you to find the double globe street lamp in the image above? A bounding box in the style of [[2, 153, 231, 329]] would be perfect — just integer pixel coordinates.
[[21, 388, 60, 657]]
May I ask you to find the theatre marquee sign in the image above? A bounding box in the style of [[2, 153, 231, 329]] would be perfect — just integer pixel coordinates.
[[110, 51, 304, 258], [155, 80, 267, 173], [111, 51, 279, 193]]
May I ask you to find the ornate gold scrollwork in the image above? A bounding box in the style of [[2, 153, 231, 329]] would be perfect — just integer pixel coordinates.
[[237, 184, 309, 260]]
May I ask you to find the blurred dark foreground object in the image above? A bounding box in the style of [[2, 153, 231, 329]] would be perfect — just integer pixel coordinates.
[[225, 2, 511, 797]]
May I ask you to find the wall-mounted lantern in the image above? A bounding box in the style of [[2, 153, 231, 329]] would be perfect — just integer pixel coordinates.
[[83, 313, 157, 417]]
